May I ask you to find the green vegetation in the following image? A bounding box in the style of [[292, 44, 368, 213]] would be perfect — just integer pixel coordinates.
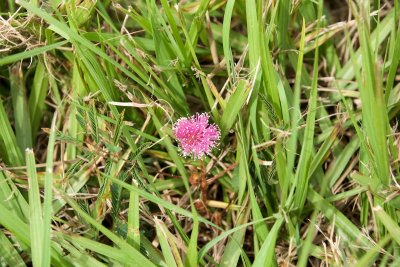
[[0, 0, 399, 266]]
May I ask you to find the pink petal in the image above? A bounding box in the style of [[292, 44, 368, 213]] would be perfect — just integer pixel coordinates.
[[173, 113, 220, 159]]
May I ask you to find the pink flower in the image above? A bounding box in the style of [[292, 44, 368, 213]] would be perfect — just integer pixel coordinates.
[[173, 113, 220, 159]]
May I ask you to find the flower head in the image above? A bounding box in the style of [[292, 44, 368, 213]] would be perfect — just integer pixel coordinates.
[[173, 113, 220, 159]]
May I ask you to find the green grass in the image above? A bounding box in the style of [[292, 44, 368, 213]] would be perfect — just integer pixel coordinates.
[[0, 0, 399, 266]]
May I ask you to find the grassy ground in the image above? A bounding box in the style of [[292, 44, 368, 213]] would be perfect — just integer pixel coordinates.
[[0, 0, 400, 266]]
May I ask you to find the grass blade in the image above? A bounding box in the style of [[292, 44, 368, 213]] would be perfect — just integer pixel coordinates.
[[42, 113, 57, 267], [25, 149, 43, 267]]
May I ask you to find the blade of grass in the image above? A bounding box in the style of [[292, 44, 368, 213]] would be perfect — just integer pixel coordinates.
[[219, 205, 250, 267], [355, 2, 390, 186], [222, 0, 235, 79], [185, 211, 199, 267], [42, 113, 57, 267], [384, 10, 400, 103], [10, 64, 32, 153], [127, 180, 140, 250], [29, 60, 49, 140], [292, 3, 322, 211], [155, 219, 181, 267], [0, 40, 68, 66], [373, 206, 400, 246], [283, 18, 306, 205], [26, 149, 43, 267], [252, 217, 283, 267], [259, 2, 282, 119], [220, 79, 251, 137]]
